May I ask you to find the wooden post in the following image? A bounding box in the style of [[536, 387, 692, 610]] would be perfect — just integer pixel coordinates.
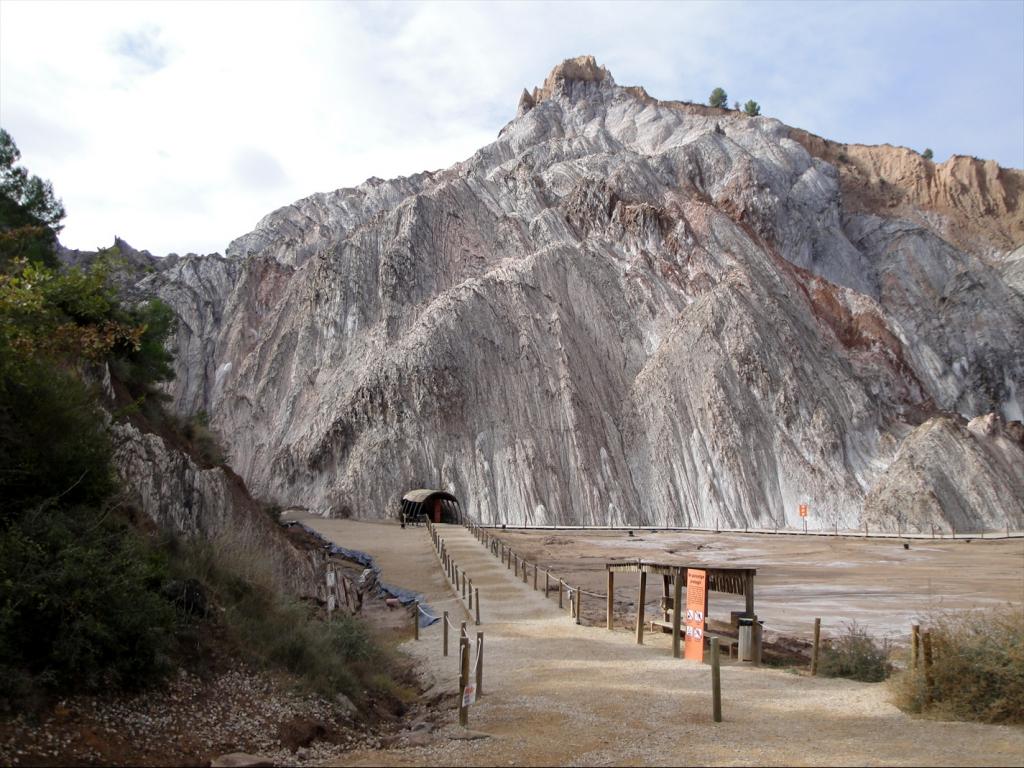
[[711, 637, 722, 723], [811, 618, 821, 675], [522, 560, 528, 584], [413, 602, 420, 641], [459, 636, 470, 727], [468, 579, 473, 609], [911, 624, 920, 668], [607, 571, 615, 630], [475, 589, 480, 625], [661, 575, 671, 621], [545, 571, 550, 597], [671, 572, 683, 658], [462, 572, 467, 599], [752, 617, 762, 666], [922, 630, 934, 706], [558, 580, 564, 609], [476, 631, 484, 697], [461, 620, 467, 641], [443, 611, 449, 657], [534, 564, 538, 591], [575, 586, 582, 625], [636, 571, 647, 645]]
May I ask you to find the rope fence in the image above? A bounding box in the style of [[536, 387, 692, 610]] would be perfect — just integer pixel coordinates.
[[458, 517, 594, 627], [462, 519, 1022, 540], [417, 518, 487, 725]]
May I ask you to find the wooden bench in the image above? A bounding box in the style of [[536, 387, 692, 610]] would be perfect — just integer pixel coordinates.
[[647, 618, 739, 658]]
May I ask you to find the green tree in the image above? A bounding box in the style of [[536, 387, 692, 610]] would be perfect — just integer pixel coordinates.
[[922, 148, 934, 160], [0, 129, 65, 231], [708, 87, 728, 108], [0, 129, 66, 270], [743, 100, 761, 117]]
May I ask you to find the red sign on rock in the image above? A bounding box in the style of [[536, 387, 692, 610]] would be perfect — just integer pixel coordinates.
[[683, 568, 707, 662]]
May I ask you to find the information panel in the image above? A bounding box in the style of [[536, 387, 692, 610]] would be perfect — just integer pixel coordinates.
[[683, 568, 707, 662]]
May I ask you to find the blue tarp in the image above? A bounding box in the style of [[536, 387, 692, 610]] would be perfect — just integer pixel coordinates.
[[297, 523, 439, 628]]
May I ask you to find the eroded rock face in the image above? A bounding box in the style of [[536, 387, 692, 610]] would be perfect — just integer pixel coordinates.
[[864, 414, 1024, 531], [142, 56, 1023, 531], [111, 420, 319, 596]]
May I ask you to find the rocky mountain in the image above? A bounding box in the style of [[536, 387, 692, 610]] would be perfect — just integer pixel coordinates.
[[136, 56, 1024, 531]]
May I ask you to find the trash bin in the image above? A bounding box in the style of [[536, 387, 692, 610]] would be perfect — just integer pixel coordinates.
[[738, 617, 764, 663], [738, 617, 753, 661]]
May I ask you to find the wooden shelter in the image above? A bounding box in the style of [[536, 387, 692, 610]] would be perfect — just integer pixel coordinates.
[[605, 560, 757, 659], [400, 489, 463, 525]]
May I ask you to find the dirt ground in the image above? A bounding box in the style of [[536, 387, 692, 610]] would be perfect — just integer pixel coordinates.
[[297, 516, 1024, 767], [487, 528, 1024, 642]]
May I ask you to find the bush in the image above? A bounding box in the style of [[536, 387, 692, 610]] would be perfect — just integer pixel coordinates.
[[708, 87, 728, 108], [743, 99, 761, 117], [922, 148, 934, 161], [0, 508, 177, 700], [890, 608, 1024, 723], [173, 532, 405, 703], [0, 360, 116, 523], [818, 621, 891, 682]]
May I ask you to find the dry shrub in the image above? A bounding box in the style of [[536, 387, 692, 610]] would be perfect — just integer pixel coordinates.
[[170, 526, 406, 704], [818, 621, 891, 682], [890, 607, 1024, 723]]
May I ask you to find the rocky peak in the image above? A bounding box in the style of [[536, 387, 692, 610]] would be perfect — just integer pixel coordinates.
[[529, 54, 615, 104], [516, 88, 536, 117]]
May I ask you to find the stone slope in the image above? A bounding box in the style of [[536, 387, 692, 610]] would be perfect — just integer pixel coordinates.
[[864, 413, 1024, 532], [140, 56, 1024, 531], [790, 129, 1024, 257]]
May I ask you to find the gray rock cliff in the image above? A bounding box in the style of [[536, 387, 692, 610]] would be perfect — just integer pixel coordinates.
[[137, 56, 1024, 531]]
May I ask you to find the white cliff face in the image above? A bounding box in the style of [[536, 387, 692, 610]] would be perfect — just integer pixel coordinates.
[[142, 56, 1024, 531]]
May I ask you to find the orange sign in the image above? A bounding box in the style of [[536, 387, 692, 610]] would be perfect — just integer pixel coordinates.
[[799, 503, 808, 518], [683, 569, 707, 662]]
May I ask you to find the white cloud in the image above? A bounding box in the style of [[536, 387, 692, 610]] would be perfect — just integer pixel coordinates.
[[0, 0, 1020, 255]]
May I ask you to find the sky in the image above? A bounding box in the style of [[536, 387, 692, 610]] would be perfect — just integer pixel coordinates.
[[1, 0, 1022, 256]]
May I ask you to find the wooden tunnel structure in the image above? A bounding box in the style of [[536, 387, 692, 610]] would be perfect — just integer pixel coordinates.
[[400, 489, 463, 525], [605, 560, 757, 660]]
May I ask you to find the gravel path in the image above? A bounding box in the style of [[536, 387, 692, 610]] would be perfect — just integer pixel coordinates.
[[303, 519, 1024, 767]]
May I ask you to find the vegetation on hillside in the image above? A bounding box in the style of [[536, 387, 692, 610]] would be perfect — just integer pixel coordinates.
[[0, 128, 402, 712]]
